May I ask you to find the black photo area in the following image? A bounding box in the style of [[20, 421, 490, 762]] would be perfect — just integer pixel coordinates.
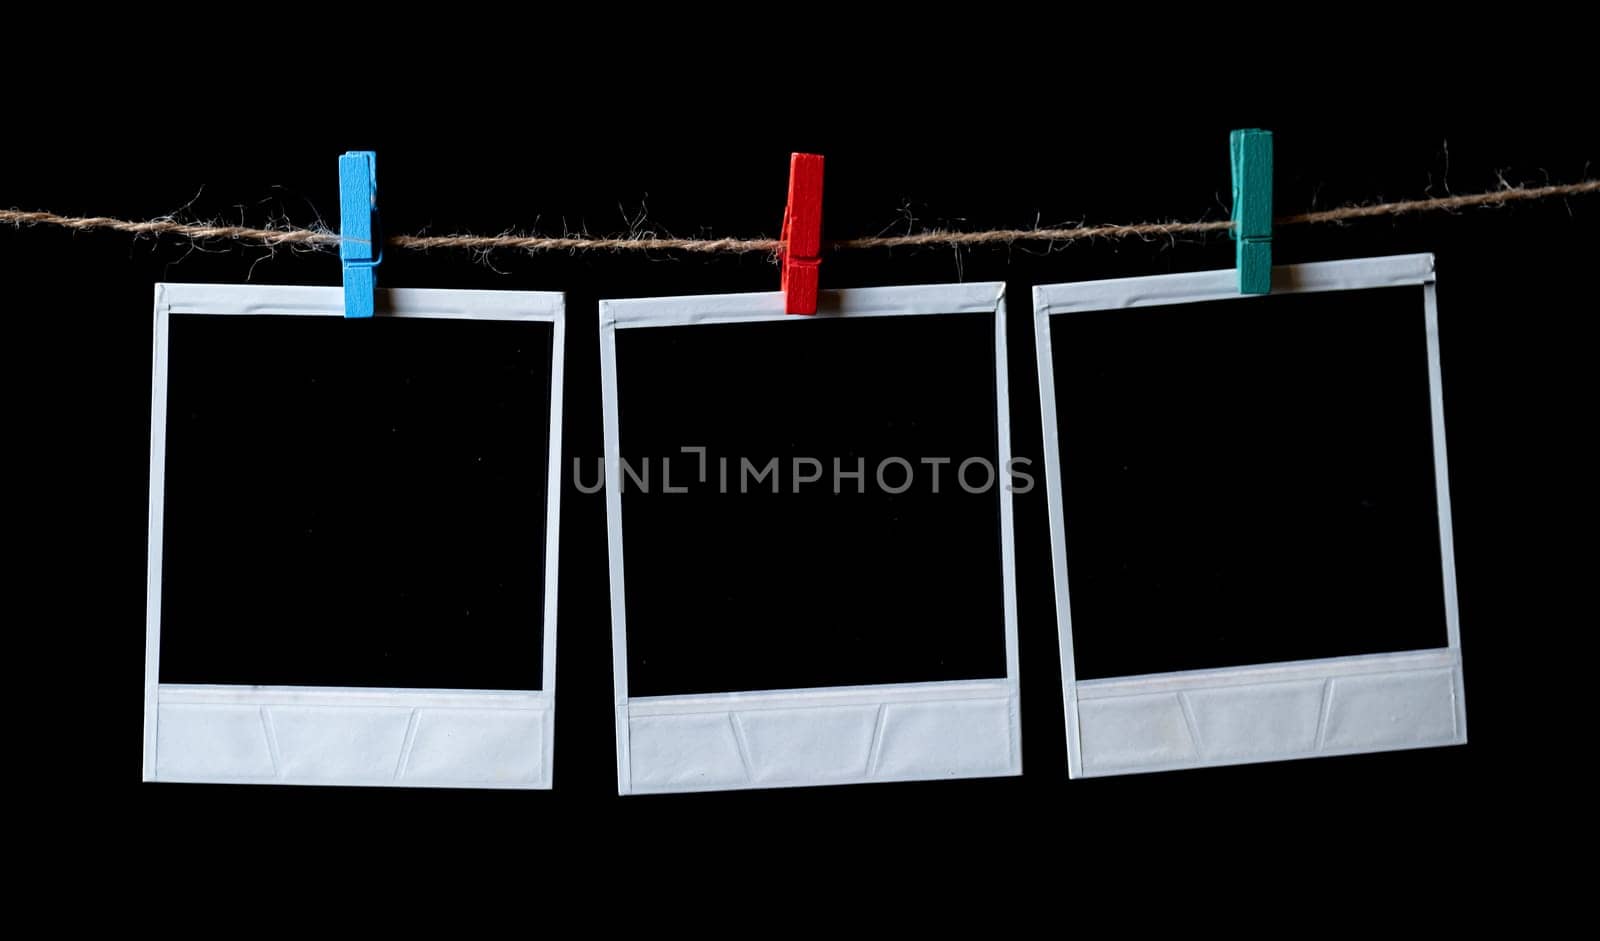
[[1049, 285, 1450, 681], [158, 314, 554, 690], [617, 312, 1007, 697]]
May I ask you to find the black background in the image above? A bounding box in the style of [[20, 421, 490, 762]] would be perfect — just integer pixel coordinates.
[[1054, 286, 1449, 679], [7, 68, 1595, 893], [618, 313, 1006, 696], [159, 314, 554, 691]]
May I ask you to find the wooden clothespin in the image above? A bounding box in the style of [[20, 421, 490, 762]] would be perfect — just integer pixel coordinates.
[[1229, 129, 1272, 294], [779, 153, 825, 315], [339, 150, 381, 318]]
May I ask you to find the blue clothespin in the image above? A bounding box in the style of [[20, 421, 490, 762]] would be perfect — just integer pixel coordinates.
[[338, 151, 380, 318], [1229, 129, 1272, 294]]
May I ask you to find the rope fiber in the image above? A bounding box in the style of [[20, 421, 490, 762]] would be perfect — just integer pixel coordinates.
[[3, 179, 1595, 256]]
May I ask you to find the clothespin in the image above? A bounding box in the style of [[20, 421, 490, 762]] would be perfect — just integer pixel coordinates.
[[338, 150, 381, 318], [1229, 129, 1272, 294], [779, 153, 825, 315]]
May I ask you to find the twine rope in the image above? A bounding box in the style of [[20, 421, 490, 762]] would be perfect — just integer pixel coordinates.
[[3, 179, 1595, 256]]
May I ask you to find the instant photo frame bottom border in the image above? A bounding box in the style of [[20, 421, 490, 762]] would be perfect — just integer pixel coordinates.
[[600, 283, 1022, 795], [144, 283, 566, 789], [1033, 253, 1467, 778]]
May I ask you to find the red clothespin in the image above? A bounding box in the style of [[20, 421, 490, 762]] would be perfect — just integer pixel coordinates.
[[779, 153, 824, 315]]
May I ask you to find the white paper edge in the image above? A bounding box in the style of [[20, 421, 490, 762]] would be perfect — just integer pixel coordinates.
[[601, 283, 1022, 794], [1033, 255, 1467, 778], [1033, 253, 1436, 315], [159, 282, 564, 320], [606, 282, 1006, 328], [1068, 651, 1464, 776], [144, 283, 565, 789]]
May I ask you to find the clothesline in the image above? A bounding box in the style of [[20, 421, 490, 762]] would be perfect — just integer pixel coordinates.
[[3, 179, 1595, 256]]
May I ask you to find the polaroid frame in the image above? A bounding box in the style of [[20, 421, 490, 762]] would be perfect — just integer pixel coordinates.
[[1034, 253, 1467, 777], [600, 283, 1022, 794], [144, 283, 565, 789]]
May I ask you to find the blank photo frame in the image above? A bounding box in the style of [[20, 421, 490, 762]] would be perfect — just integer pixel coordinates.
[[1035, 254, 1466, 777], [601, 283, 1022, 794], [144, 284, 565, 789]]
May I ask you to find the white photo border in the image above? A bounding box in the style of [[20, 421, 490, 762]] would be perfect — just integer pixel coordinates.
[[600, 283, 1022, 794], [1033, 254, 1467, 777], [144, 283, 565, 789]]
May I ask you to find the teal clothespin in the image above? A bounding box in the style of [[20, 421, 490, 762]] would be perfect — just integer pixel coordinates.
[[338, 151, 380, 318], [1229, 129, 1272, 294]]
